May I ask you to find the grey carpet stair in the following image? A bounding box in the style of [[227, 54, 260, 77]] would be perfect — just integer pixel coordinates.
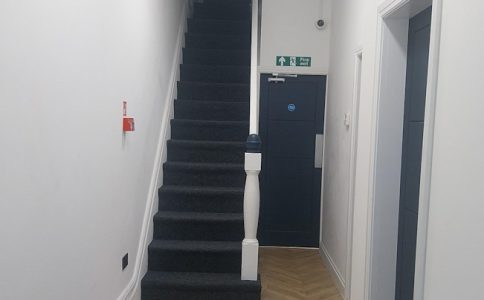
[[194, 2, 251, 20], [185, 33, 251, 50], [167, 140, 245, 163], [183, 48, 250, 66], [171, 119, 249, 142], [174, 99, 250, 121], [163, 162, 245, 187], [177, 81, 250, 101], [148, 240, 242, 273], [153, 211, 244, 241], [180, 64, 250, 83], [141, 0, 260, 298], [159, 185, 244, 213], [142, 272, 261, 300], [188, 19, 251, 35], [204, 0, 253, 5]]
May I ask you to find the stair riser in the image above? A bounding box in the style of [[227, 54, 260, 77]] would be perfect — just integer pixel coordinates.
[[177, 82, 249, 101], [171, 121, 249, 142], [175, 101, 249, 122], [142, 289, 261, 300], [185, 34, 250, 50], [163, 168, 245, 187], [148, 249, 241, 273], [194, 3, 250, 20], [203, 0, 251, 5], [153, 219, 244, 241], [159, 190, 244, 213], [188, 19, 250, 35], [167, 143, 245, 164], [183, 49, 250, 66], [181, 65, 250, 84]]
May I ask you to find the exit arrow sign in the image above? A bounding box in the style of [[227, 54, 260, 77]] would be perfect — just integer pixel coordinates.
[[276, 56, 312, 67]]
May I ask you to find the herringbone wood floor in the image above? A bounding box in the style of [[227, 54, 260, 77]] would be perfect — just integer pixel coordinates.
[[259, 247, 343, 300]]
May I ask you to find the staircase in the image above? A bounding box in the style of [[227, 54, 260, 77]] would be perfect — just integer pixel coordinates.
[[141, 0, 261, 299]]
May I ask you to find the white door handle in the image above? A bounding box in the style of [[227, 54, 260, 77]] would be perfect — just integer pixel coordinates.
[[268, 77, 285, 83]]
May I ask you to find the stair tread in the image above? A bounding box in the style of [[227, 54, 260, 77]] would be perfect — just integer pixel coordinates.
[[142, 271, 261, 290], [185, 35, 251, 50], [154, 211, 243, 222], [183, 48, 250, 67], [189, 18, 251, 25], [179, 81, 250, 87], [188, 18, 251, 35], [174, 100, 249, 121], [183, 63, 250, 69], [150, 239, 241, 252], [194, 1, 251, 8], [177, 82, 250, 102], [186, 32, 250, 39], [203, 0, 251, 4], [165, 161, 243, 169], [160, 185, 244, 194], [172, 119, 249, 125], [168, 140, 245, 147], [184, 48, 250, 54], [181, 64, 250, 83], [176, 99, 249, 105]]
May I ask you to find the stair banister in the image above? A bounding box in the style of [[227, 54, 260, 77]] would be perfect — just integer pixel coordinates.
[[241, 0, 261, 281]]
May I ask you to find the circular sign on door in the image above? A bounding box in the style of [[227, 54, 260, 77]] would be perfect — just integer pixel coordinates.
[[288, 104, 296, 112]]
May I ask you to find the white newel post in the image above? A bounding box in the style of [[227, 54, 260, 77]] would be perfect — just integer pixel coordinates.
[[242, 0, 261, 282], [241, 134, 261, 281]]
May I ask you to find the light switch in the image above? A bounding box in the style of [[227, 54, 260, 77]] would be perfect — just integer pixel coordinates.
[[344, 113, 351, 128]]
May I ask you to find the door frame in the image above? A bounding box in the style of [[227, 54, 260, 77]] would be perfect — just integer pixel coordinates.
[[361, 1, 443, 300], [345, 49, 363, 300]]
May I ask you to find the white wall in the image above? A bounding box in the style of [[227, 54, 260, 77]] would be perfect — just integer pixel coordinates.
[[323, 0, 484, 299], [0, 1, 186, 299], [320, 0, 366, 290], [260, 0, 332, 74], [324, 0, 422, 298], [422, 1, 484, 298]]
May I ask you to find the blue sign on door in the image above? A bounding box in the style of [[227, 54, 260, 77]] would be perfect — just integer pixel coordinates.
[[288, 104, 296, 112]]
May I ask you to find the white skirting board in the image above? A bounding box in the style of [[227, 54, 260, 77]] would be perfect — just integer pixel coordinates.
[[116, 2, 191, 299], [319, 242, 346, 298]]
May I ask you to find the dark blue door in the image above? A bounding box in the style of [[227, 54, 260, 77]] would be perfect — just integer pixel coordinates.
[[395, 7, 432, 300], [259, 74, 326, 247]]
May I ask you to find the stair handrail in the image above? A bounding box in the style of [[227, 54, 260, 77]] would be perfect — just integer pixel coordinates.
[[241, 0, 261, 282]]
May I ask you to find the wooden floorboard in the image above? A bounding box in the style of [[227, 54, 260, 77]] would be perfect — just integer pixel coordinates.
[[259, 247, 343, 300]]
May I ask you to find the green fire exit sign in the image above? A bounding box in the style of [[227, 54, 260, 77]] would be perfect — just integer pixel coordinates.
[[276, 56, 312, 67]]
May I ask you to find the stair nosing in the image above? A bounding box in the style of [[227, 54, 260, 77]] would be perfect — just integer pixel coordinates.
[[164, 161, 244, 168], [167, 139, 245, 146], [179, 81, 250, 87], [186, 32, 251, 38], [160, 185, 244, 193], [171, 119, 249, 125], [161, 185, 245, 192], [175, 99, 250, 105], [154, 211, 244, 222], [182, 63, 250, 70], [188, 18, 251, 25], [149, 239, 241, 250], [142, 271, 261, 290], [183, 48, 250, 54]]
